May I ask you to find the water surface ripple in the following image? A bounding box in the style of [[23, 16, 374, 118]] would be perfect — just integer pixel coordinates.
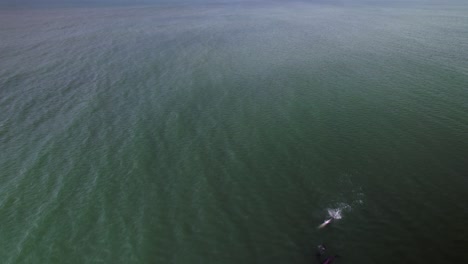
[[0, 3, 467, 263]]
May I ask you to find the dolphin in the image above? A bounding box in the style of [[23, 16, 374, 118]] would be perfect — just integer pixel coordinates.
[[316, 244, 339, 264], [321, 255, 337, 264], [317, 218, 333, 229]]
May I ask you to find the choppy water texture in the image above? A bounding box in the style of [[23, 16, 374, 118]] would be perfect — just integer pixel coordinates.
[[1, 2, 468, 263]]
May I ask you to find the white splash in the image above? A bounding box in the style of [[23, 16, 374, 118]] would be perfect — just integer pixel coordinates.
[[327, 203, 352, 220], [327, 208, 342, 219], [318, 203, 353, 229]]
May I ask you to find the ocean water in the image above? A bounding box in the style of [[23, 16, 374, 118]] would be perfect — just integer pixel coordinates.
[[1, 2, 467, 263]]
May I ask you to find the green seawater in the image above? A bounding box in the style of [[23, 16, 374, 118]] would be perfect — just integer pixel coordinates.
[[1, 2, 467, 263]]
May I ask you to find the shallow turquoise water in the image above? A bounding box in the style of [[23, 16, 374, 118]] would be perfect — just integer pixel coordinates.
[[1, 2, 467, 263]]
